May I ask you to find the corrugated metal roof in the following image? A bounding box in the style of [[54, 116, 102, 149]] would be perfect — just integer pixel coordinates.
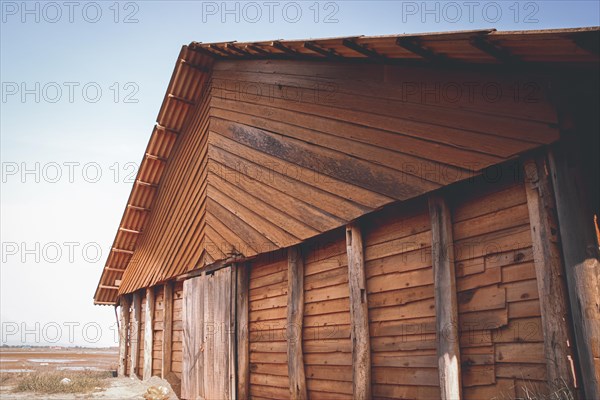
[[94, 27, 599, 305]]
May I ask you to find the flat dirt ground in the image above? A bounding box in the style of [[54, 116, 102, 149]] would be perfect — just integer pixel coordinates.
[[0, 347, 119, 373], [0, 347, 178, 399]]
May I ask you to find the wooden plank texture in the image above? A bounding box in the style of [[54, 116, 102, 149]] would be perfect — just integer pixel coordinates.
[[237, 263, 250, 399], [428, 195, 462, 400], [523, 155, 577, 390], [129, 291, 141, 377], [162, 282, 173, 378], [287, 246, 308, 400], [143, 287, 155, 380], [182, 268, 235, 399], [549, 145, 600, 398], [118, 295, 131, 377], [109, 56, 563, 302], [346, 223, 372, 400]]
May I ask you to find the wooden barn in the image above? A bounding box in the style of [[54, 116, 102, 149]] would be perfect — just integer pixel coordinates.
[[93, 27, 600, 400]]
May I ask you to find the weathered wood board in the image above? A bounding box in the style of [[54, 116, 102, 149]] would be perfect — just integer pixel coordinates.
[[182, 267, 235, 400]]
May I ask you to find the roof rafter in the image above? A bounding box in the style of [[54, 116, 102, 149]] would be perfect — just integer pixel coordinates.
[[342, 39, 386, 61], [396, 37, 448, 63], [303, 41, 342, 59], [470, 35, 521, 64]]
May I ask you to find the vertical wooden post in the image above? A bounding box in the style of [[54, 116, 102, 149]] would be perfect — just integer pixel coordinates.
[[229, 266, 237, 400], [118, 295, 131, 377], [130, 291, 141, 378], [287, 246, 307, 400], [346, 223, 372, 400], [236, 263, 250, 399], [162, 282, 173, 379], [428, 195, 462, 400], [143, 287, 155, 380], [523, 156, 577, 390], [549, 146, 600, 398]]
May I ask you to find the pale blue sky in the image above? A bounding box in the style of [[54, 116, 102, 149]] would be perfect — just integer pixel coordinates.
[[1, 1, 599, 346]]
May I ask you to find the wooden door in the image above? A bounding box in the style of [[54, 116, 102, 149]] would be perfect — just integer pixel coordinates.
[[182, 267, 236, 400]]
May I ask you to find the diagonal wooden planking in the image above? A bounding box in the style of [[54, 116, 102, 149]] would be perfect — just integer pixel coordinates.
[[112, 58, 563, 300]]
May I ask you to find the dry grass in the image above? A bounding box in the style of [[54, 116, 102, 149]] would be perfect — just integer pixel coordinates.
[[518, 379, 575, 400], [12, 370, 112, 394], [495, 378, 576, 400]]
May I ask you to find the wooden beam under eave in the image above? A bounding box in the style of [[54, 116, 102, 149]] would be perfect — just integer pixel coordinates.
[[396, 37, 447, 63], [523, 155, 578, 391], [287, 246, 307, 400], [225, 43, 252, 57], [236, 263, 250, 399], [303, 41, 341, 59], [162, 282, 173, 379], [470, 35, 520, 64], [130, 291, 142, 378], [118, 295, 131, 377], [143, 287, 155, 380], [127, 204, 151, 212], [180, 58, 210, 73], [428, 195, 462, 400], [346, 223, 372, 400], [548, 145, 600, 399], [342, 38, 385, 62]]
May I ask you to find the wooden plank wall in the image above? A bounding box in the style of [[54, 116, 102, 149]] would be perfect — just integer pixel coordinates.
[[172, 281, 184, 379], [248, 252, 291, 399], [120, 283, 183, 384], [303, 230, 352, 399], [449, 174, 546, 398], [362, 200, 440, 399], [152, 285, 165, 377], [242, 166, 553, 399], [118, 57, 561, 297], [118, 168, 563, 400]]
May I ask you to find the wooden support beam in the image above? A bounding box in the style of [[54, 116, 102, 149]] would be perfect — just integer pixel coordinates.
[[224, 43, 252, 57], [145, 153, 167, 163], [104, 267, 125, 273], [428, 195, 462, 400], [523, 155, 577, 390], [287, 246, 307, 400], [99, 284, 119, 290], [112, 247, 134, 255], [135, 179, 158, 188], [119, 227, 142, 234], [130, 291, 141, 377], [95, 300, 117, 305], [396, 37, 447, 63], [162, 282, 173, 379], [176, 255, 248, 281], [271, 41, 300, 56], [236, 263, 250, 399], [548, 145, 600, 398], [155, 124, 180, 136], [245, 44, 270, 57], [346, 223, 372, 400], [117, 295, 131, 377], [143, 287, 155, 380], [180, 58, 210, 73], [127, 204, 151, 212], [303, 41, 342, 59], [189, 44, 224, 58], [470, 35, 520, 64], [168, 94, 195, 106], [208, 44, 235, 57], [342, 39, 386, 61]]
